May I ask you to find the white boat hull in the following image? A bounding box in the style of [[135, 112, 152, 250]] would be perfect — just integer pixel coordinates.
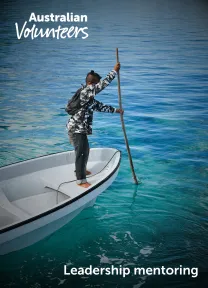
[[0, 148, 121, 255]]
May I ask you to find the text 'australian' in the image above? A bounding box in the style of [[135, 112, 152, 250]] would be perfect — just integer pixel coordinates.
[[15, 12, 89, 40]]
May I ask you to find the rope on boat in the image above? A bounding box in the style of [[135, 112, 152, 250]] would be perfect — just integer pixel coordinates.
[[44, 150, 120, 195]]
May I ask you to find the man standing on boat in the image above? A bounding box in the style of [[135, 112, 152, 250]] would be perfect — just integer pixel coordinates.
[[67, 63, 123, 188]]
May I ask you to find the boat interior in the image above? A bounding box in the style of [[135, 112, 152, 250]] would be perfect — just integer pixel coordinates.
[[0, 148, 120, 230]]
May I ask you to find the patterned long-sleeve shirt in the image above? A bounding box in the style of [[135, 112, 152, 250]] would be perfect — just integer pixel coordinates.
[[67, 70, 117, 135]]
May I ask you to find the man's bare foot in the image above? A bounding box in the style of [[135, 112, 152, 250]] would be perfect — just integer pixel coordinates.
[[86, 170, 92, 175], [77, 182, 91, 188]]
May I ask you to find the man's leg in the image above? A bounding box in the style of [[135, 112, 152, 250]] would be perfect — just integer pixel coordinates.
[[69, 132, 91, 177], [69, 132, 77, 175], [73, 133, 91, 187], [84, 136, 91, 175]]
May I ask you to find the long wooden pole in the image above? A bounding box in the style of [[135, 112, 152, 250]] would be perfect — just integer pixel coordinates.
[[116, 48, 140, 185]]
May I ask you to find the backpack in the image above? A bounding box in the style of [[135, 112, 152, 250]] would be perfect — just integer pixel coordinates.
[[65, 87, 82, 115]]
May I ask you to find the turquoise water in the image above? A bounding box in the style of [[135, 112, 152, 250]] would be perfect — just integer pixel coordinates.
[[0, 0, 208, 287]]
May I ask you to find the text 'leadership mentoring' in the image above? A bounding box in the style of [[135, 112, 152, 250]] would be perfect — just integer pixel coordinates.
[[15, 12, 89, 40]]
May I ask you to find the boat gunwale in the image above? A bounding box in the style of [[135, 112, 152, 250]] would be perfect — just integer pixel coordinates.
[[0, 148, 121, 234]]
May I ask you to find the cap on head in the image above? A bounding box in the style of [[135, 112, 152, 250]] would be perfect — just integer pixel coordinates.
[[86, 70, 102, 84]]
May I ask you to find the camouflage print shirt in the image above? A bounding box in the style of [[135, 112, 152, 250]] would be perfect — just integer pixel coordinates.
[[67, 70, 117, 135]]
